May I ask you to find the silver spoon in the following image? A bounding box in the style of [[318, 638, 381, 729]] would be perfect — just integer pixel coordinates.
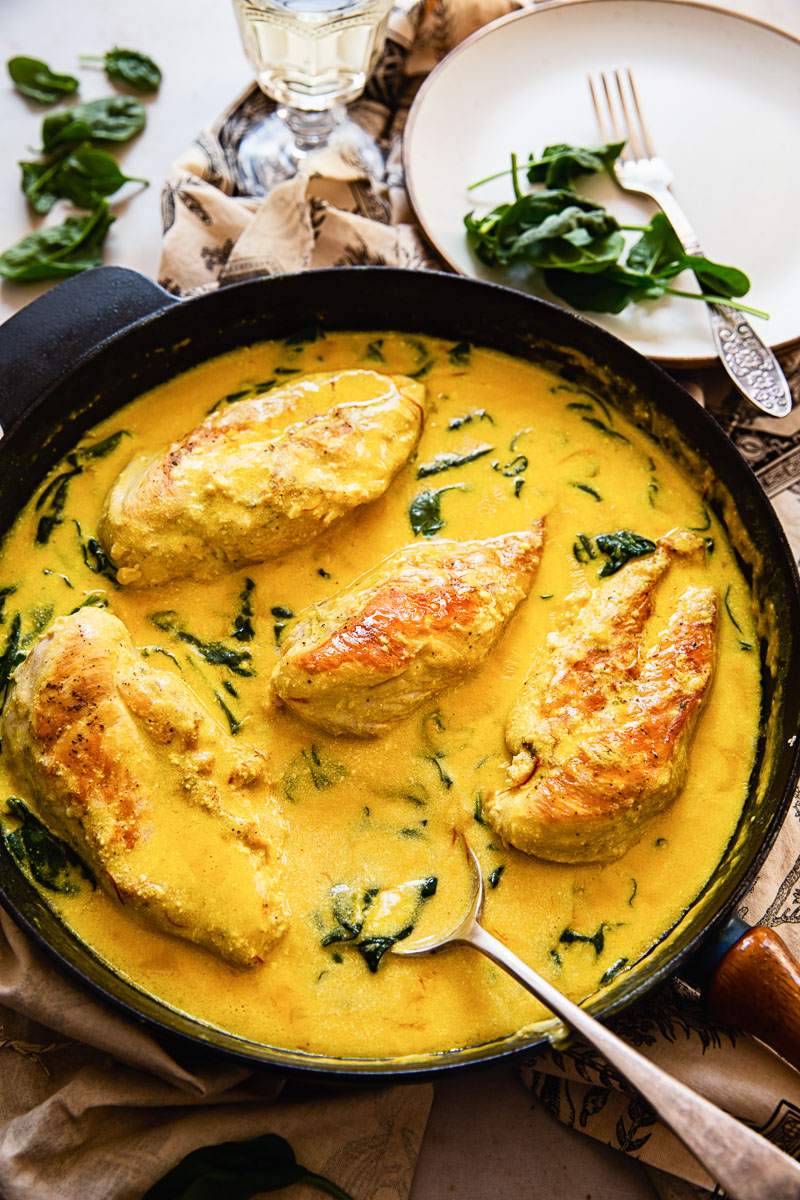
[[394, 845, 800, 1200]]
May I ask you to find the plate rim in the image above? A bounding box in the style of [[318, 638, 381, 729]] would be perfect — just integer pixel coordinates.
[[403, 0, 800, 369]]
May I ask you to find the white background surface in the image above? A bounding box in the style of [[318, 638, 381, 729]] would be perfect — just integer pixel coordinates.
[[1, 1, 798, 1197]]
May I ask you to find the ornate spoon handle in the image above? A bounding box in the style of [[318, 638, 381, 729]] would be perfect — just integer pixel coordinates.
[[465, 920, 800, 1200], [706, 303, 793, 417]]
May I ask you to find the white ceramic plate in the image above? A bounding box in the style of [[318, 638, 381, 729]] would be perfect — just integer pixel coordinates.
[[403, 0, 800, 365]]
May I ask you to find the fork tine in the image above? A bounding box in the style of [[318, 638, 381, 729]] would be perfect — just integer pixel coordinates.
[[614, 68, 647, 161], [600, 72, 627, 150], [624, 69, 656, 159], [588, 75, 614, 145]]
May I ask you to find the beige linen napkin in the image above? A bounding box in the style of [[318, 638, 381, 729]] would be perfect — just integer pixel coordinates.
[[3, 2, 800, 1199], [0, 903, 432, 1200]]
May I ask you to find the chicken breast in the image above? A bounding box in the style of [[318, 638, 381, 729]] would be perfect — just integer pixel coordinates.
[[484, 530, 717, 862], [98, 370, 427, 588], [2, 608, 288, 966], [271, 524, 545, 737]]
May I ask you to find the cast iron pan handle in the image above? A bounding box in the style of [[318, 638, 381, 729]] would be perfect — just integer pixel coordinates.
[[0, 266, 178, 440], [688, 917, 800, 1071]]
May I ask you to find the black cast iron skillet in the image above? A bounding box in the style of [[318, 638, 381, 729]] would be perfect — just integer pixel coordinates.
[[0, 265, 799, 1082]]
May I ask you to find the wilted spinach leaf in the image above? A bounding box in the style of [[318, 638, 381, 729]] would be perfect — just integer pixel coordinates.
[[0, 615, 26, 713], [572, 530, 656, 577], [319, 877, 438, 972], [600, 957, 629, 985], [149, 611, 255, 676], [34, 431, 129, 543], [448, 408, 494, 430], [559, 923, 613, 958], [231, 577, 256, 642], [3, 798, 95, 894], [595, 531, 657, 577], [283, 745, 347, 801], [75, 522, 119, 584], [409, 484, 466, 537], [0, 585, 18, 625], [416, 443, 493, 478]]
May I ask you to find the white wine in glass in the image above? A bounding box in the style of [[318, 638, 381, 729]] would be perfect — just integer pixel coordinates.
[[232, 0, 394, 192]]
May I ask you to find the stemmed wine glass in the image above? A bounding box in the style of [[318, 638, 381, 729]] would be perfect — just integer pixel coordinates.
[[231, 0, 394, 194]]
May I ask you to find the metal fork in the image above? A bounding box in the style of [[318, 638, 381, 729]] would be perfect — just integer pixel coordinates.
[[590, 68, 792, 419]]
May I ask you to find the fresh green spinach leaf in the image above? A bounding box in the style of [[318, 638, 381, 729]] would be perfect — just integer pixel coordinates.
[[469, 140, 623, 191], [21, 144, 147, 214], [526, 141, 626, 188], [141, 1132, 354, 1200], [466, 186, 624, 273], [41, 97, 146, 151], [466, 147, 765, 318], [7, 56, 79, 104], [81, 47, 161, 93], [0, 202, 115, 281]]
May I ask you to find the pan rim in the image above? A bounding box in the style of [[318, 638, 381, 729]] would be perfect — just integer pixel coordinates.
[[0, 264, 798, 1082]]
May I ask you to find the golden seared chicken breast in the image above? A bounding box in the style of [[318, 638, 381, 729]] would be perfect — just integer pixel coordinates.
[[98, 370, 426, 588], [271, 524, 545, 737], [484, 530, 717, 862], [2, 608, 287, 965]]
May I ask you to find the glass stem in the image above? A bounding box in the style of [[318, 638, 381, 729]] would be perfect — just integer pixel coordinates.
[[280, 106, 342, 154]]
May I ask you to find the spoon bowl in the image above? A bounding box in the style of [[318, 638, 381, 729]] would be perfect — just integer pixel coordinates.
[[393, 843, 484, 957]]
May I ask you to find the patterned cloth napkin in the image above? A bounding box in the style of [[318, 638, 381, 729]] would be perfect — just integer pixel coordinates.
[[2, 2, 800, 1199]]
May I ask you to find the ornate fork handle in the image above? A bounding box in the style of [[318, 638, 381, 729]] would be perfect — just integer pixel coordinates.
[[644, 183, 792, 418]]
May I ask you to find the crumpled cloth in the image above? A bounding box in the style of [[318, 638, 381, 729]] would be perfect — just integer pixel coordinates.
[[2, 2, 800, 1199], [0, 903, 432, 1200]]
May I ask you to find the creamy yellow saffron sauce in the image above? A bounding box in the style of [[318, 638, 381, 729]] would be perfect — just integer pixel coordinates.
[[0, 331, 760, 1060]]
